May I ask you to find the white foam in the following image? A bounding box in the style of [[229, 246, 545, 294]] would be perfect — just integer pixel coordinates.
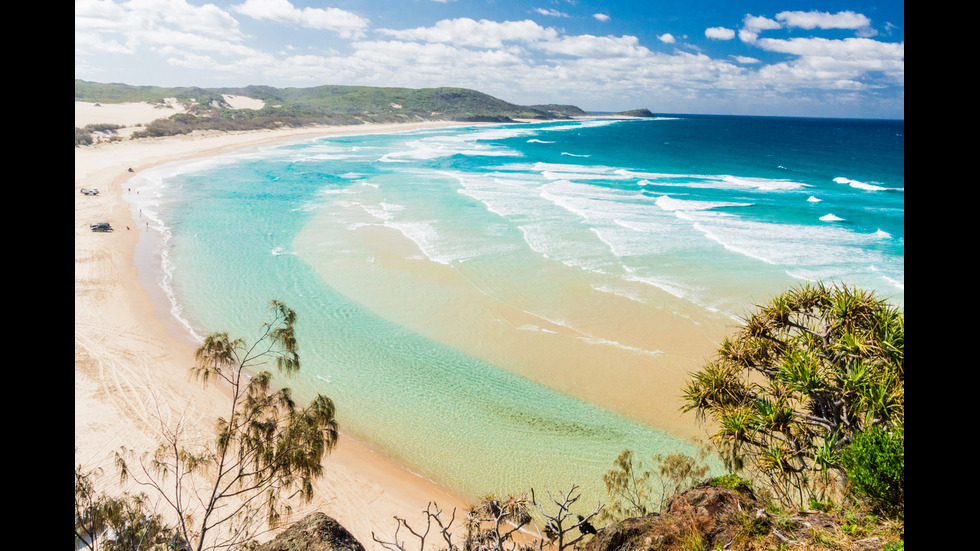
[[516, 324, 558, 334], [834, 177, 887, 191], [359, 202, 405, 222], [689, 210, 891, 271], [654, 195, 751, 212], [577, 336, 663, 358], [807, 196, 822, 202], [820, 213, 845, 222], [622, 272, 691, 300], [385, 220, 453, 264], [720, 175, 810, 191], [882, 275, 904, 290], [530, 162, 620, 174], [540, 170, 630, 181], [614, 169, 808, 192]]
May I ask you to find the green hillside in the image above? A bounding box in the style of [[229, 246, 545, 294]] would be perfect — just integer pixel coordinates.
[[75, 80, 655, 142], [74, 80, 595, 123]]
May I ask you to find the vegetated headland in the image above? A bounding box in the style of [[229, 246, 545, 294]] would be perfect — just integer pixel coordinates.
[[74, 79, 655, 141]]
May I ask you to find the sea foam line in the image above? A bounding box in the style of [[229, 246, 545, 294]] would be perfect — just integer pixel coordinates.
[[833, 177, 888, 191], [126, 168, 210, 345], [577, 336, 663, 358]]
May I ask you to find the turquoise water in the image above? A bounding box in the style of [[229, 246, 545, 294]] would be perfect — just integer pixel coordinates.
[[127, 115, 903, 504]]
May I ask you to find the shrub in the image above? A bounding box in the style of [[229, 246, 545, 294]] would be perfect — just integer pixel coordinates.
[[709, 473, 752, 494], [75, 127, 93, 146], [841, 426, 904, 516]]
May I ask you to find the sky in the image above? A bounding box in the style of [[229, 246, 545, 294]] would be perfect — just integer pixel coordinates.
[[75, 1, 904, 119]]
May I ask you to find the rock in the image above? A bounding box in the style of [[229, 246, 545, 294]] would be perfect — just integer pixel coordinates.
[[253, 512, 365, 551], [582, 484, 760, 551], [612, 109, 656, 118]]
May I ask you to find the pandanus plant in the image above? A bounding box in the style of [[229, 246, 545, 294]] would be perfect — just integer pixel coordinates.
[[682, 283, 903, 506]]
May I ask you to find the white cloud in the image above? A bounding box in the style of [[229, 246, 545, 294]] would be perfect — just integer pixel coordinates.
[[705, 27, 735, 40], [377, 18, 557, 48], [755, 36, 903, 60], [77, 0, 244, 41], [750, 37, 904, 90], [593, 13, 610, 22], [75, 30, 134, 55], [776, 10, 871, 30], [732, 55, 759, 64], [540, 34, 648, 58], [75, 0, 253, 65], [534, 8, 568, 18], [232, 0, 368, 38], [742, 14, 781, 33], [130, 0, 244, 39], [658, 33, 675, 44], [739, 14, 781, 43]]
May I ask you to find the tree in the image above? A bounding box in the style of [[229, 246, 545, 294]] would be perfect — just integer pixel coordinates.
[[114, 300, 339, 551], [372, 486, 602, 551], [600, 449, 710, 521], [681, 283, 904, 507], [600, 450, 652, 521], [371, 501, 461, 551], [464, 494, 534, 551], [75, 465, 183, 551], [527, 486, 603, 551]]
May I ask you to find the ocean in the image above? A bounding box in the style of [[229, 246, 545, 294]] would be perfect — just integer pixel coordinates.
[[127, 114, 904, 505]]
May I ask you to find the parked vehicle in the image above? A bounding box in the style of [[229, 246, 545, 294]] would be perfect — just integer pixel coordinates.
[[80, 188, 99, 195], [90, 222, 113, 232]]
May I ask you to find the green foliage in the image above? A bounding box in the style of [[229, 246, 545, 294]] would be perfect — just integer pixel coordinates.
[[808, 495, 835, 512], [76, 127, 94, 146], [600, 450, 653, 520], [115, 301, 339, 551], [654, 450, 711, 502], [707, 473, 752, 494], [75, 123, 125, 146], [75, 465, 183, 551], [600, 449, 712, 521], [75, 80, 198, 103], [74, 80, 588, 134], [682, 283, 904, 507], [841, 426, 904, 516], [611, 109, 657, 118]]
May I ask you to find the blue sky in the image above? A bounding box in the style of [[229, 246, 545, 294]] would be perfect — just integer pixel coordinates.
[[75, 1, 904, 118]]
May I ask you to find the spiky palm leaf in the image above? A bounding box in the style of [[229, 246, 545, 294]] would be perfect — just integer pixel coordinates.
[[683, 283, 903, 508]]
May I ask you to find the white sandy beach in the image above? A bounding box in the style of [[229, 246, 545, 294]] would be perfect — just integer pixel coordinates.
[[74, 101, 474, 547]]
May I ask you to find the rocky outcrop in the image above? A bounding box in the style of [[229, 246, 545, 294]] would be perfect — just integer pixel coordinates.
[[254, 512, 365, 551], [581, 483, 865, 551], [612, 109, 656, 118], [582, 485, 746, 551]]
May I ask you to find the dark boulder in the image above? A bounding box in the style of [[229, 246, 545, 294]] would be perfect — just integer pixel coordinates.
[[254, 512, 365, 551]]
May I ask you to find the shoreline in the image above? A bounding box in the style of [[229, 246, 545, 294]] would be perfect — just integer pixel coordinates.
[[75, 118, 478, 547]]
